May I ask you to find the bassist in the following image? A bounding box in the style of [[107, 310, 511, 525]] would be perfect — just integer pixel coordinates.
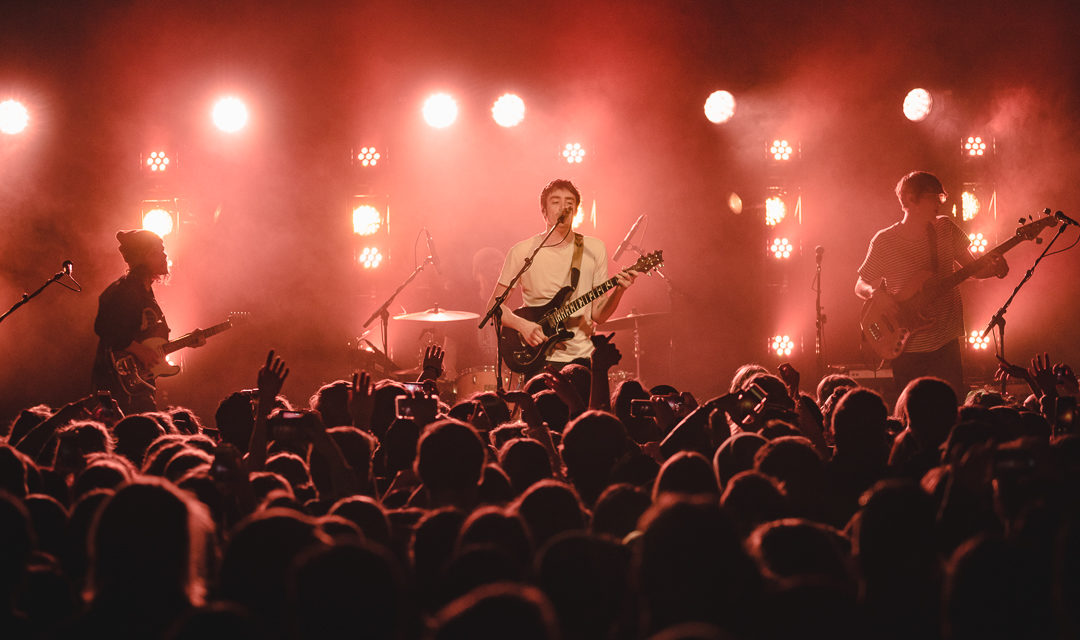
[[487, 179, 638, 377], [91, 229, 204, 412], [855, 171, 1008, 395]]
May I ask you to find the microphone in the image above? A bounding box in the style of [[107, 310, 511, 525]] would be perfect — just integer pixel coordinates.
[[815, 246, 824, 265], [1054, 210, 1080, 227], [613, 214, 646, 261], [62, 260, 74, 275], [557, 206, 574, 224], [424, 229, 442, 275]]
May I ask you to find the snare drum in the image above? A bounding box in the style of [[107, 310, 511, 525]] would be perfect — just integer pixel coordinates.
[[455, 366, 513, 399]]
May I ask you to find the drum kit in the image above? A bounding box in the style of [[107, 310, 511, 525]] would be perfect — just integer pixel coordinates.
[[362, 305, 669, 402]]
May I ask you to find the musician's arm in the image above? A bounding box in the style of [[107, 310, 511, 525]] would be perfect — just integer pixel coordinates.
[[593, 268, 637, 324], [487, 283, 546, 347]]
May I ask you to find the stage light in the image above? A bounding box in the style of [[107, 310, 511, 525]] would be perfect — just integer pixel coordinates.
[[963, 136, 988, 157], [961, 190, 980, 221], [0, 100, 29, 135], [212, 97, 248, 133], [352, 204, 382, 236], [423, 93, 458, 128], [142, 208, 175, 237], [492, 93, 525, 127], [704, 90, 736, 124], [769, 139, 794, 161], [769, 335, 795, 357], [561, 143, 586, 164], [571, 205, 584, 229], [765, 196, 787, 226], [145, 151, 171, 172], [967, 330, 991, 350], [357, 146, 381, 167], [357, 246, 383, 269], [903, 88, 933, 122], [728, 193, 744, 214], [968, 232, 988, 253], [769, 238, 793, 259]]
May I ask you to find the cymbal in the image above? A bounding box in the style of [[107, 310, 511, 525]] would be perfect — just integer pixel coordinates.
[[598, 311, 669, 331], [393, 307, 480, 323]]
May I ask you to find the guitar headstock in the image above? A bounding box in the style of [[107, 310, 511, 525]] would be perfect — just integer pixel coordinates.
[[630, 250, 664, 275], [226, 311, 251, 327], [1015, 213, 1059, 241]]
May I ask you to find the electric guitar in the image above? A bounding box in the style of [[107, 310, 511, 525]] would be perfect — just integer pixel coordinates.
[[499, 250, 664, 373], [859, 216, 1057, 361], [110, 312, 247, 395]]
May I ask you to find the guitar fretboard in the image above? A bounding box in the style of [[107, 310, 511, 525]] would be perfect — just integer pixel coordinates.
[[548, 277, 620, 324], [162, 320, 233, 355]]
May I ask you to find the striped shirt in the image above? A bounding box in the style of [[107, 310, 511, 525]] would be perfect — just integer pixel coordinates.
[[858, 216, 970, 353]]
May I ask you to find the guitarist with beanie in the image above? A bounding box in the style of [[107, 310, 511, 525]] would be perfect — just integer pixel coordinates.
[[91, 229, 204, 413], [856, 171, 1009, 396]]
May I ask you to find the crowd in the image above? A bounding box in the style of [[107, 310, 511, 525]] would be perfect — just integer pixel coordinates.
[[1, 340, 1078, 640]]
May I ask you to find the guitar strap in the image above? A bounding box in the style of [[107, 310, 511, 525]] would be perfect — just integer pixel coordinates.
[[926, 221, 939, 274], [569, 233, 585, 290]]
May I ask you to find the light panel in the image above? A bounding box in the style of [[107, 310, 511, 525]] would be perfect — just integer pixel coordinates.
[[491, 93, 525, 127], [770, 335, 795, 357], [903, 88, 933, 121], [704, 90, 736, 124], [0, 100, 29, 135], [423, 93, 458, 128], [561, 143, 586, 164], [212, 97, 249, 133]]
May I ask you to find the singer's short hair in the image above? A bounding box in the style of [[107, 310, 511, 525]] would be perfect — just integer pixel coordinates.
[[895, 171, 946, 208], [539, 179, 581, 213]]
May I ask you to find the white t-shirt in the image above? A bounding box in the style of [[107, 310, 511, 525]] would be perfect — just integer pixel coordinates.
[[498, 232, 610, 361]]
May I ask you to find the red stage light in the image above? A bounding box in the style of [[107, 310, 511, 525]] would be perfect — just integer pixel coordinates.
[[770, 335, 795, 357], [704, 90, 736, 124], [423, 93, 458, 128], [0, 99, 29, 135], [561, 143, 585, 164], [769, 139, 794, 161], [765, 196, 787, 226], [967, 330, 991, 350], [353, 205, 382, 236], [769, 238, 793, 259], [212, 97, 248, 133], [492, 93, 525, 127], [358, 246, 383, 269], [357, 147, 381, 167], [903, 88, 933, 122], [963, 136, 988, 157], [968, 232, 988, 253], [142, 208, 175, 237], [145, 151, 171, 172]]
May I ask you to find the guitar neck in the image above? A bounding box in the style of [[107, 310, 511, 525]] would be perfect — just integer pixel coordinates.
[[931, 233, 1027, 295], [550, 277, 620, 324], [162, 320, 232, 355]]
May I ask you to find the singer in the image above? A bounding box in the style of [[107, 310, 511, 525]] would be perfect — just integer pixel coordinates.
[[854, 171, 1009, 394], [487, 178, 638, 374]]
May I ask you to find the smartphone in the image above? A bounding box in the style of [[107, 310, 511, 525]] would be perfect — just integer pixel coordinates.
[[400, 381, 426, 395], [396, 396, 437, 420], [1055, 395, 1076, 437], [269, 410, 307, 442], [630, 399, 655, 417]]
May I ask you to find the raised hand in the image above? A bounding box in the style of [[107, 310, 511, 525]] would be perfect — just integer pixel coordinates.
[[420, 344, 445, 381], [590, 332, 622, 371], [349, 370, 376, 429], [501, 389, 541, 430], [541, 370, 585, 414], [1030, 352, 1058, 398], [257, 350, 289, 409], [777, 362, 800, 398]]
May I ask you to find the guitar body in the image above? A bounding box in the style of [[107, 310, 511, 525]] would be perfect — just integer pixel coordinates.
[[499, 286, 576, 374], [110, 337, 181, 395], [859, 271, 937, 361], [108, 313, 246, 397], [497, 250, 666, 374]]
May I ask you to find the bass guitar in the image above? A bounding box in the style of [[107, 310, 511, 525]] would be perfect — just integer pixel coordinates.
[[499, 251, 664, 373], [110, 312, 247, 396], [859, 216, 1056, 361]]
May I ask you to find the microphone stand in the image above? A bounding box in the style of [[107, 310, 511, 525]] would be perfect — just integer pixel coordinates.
[[362, 254, 438, 371], [813, 253, 827, 379], [0, 265, 82, 326], [981, 219, 1070, 394], [479, 218, 568, 393]]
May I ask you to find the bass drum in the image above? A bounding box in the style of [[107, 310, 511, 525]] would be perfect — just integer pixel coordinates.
[[454, 366, 513, 401]]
